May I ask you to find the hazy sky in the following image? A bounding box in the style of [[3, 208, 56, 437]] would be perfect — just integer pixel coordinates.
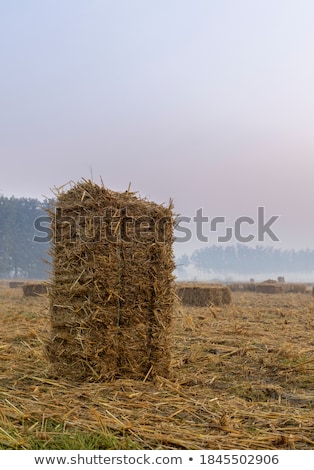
[[1, 1, 314, 253]]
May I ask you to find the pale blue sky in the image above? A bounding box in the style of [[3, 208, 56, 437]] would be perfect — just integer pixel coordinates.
[[1, 1, 314, 252]]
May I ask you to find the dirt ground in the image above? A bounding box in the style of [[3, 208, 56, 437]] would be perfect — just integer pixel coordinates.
[[0, 284, 314, 449]]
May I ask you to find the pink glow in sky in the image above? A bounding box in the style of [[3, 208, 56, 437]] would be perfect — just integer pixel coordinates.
[[1, 1, 314, 252]]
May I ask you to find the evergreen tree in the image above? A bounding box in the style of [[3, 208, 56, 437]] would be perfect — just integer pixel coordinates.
[[0, 196, 50, 278]]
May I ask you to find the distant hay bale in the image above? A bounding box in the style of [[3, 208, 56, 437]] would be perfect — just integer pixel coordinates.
[[255, 283, 283, 294], [282, 283, 306, 294], [277, 276, 285, 283], [229, 283, 255, 292], [231, 281, 306, 294], [176, 284, 231, 306], [228, 283, 242, 292], [23, 283, 48, 297], [9, 281, 25, 288], [47, 180, 176, 382], [242, 283, 256, 292]]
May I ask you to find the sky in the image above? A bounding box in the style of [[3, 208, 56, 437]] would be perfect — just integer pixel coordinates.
[[1, 0, 314, 255]]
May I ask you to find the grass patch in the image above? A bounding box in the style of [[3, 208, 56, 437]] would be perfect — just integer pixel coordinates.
[[0, 430, 139, 450]]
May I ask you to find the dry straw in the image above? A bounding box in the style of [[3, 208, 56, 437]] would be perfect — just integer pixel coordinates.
[[1, 286, 314, 450], [47, 179, 176, 382]]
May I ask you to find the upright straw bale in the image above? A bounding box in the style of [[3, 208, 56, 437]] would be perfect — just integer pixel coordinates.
[[47, 180, 176, 382]]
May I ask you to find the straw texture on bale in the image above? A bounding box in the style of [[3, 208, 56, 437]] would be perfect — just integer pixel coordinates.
[[47, 180, 176, 382], [176, 284, 231, 306], [23, 283, 48, 297]]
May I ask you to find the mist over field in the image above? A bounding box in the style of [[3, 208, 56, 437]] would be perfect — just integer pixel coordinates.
[[1, 195, 313, 283], [175, 244, 314, 283]]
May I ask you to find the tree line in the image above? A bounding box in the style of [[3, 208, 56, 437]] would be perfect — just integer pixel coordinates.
[[176, 244, 314, 276], [2, 195, 314, 280], [0, 196, 50, 279]]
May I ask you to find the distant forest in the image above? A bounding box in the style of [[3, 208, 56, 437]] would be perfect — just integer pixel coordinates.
[[0, 196, 50, 279], [1, 196, 314, 280], [176, 244, 314, 278]]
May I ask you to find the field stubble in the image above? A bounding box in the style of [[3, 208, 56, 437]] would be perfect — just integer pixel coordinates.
[[0, 285, 314, 449]]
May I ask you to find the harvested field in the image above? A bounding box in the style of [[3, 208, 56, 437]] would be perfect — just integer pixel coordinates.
[[0, 285, 314, 450]]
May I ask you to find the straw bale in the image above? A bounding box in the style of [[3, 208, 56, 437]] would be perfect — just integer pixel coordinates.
[[176, 284, 231, 306], [242, 282, 256, 292], [9, 281, 25, 288], [228, 282, 246, 292], [47, 180, 176, 382], [255, 283, 283, 294], [282, 283, 306, 294], [229, 283, 255, 292], [277, 276, 285, 283], [23, 283, 48, 297], [261, 279, 277, 284], [229, 283, 243, 292]]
